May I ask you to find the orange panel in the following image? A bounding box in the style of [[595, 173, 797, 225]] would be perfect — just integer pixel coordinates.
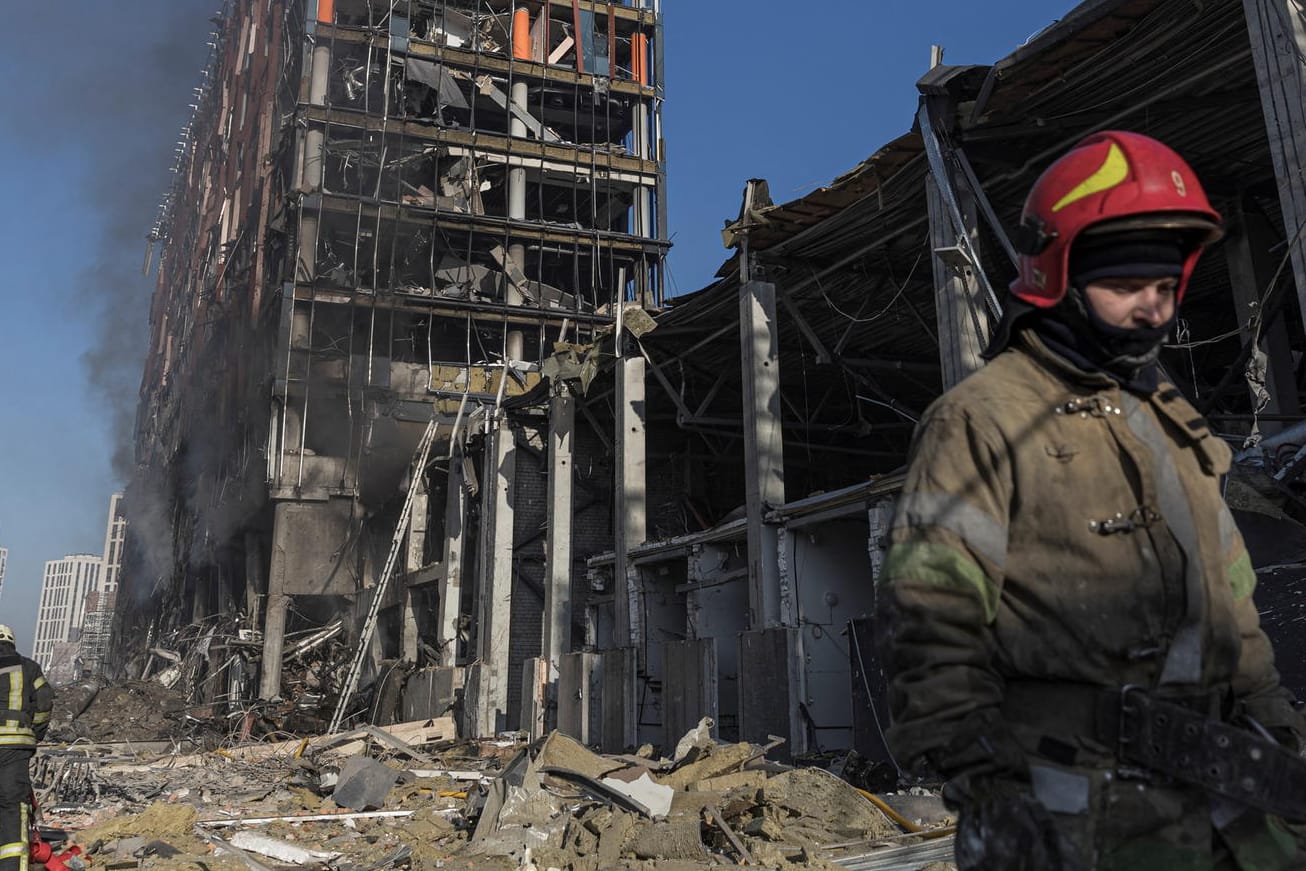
[[631, 32, 648, 84], [513, 9, 532, 60], [317, 0, 334, 24]]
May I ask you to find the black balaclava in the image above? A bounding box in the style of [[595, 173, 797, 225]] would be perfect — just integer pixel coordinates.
[[993, 229, 1188, 393]]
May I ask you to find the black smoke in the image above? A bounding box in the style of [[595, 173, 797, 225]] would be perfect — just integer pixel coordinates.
[[2, 4, 219, 479]]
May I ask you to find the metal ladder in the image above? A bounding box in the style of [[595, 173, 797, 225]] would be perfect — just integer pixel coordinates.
[[328, 415, 440, 734]]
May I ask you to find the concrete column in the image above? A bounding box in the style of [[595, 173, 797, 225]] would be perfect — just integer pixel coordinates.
[[298, 40, 330, 283], [740, 268, 786, 629], [613, 324, 646, 647], [1244, 0, 1306, 318], [303, 43, 329, 190], [925, 174, 985, 389], [474, 413, 516, 734], [505, 80, 528, 361], [405, 473, 429, 574], [401, 587, 420, 662], [259, 584, 290, 699], [438, 442, 468, 664], [1226, 197, 1300, 433], [542, 383, 576, 665]]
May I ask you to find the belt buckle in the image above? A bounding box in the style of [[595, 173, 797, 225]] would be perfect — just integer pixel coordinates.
[[1117, 684, 1145, 751]]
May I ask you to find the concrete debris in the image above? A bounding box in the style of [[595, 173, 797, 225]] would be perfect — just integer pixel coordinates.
[[333, 756, 403, 811], [33, 724, 954, 871], [628, 819, 707, 860], [228, 830, 344, 864], [659, 740, 762, 790]]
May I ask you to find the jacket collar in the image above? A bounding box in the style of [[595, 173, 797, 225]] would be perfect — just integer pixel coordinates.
[[1015, 328, 1120, 392]]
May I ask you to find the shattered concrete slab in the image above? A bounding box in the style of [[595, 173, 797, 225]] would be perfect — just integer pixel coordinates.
[[333, 756, 402, 811]]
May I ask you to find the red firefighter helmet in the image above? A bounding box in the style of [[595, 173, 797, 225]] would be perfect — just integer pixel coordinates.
[[1010, 130, 1223, 307]]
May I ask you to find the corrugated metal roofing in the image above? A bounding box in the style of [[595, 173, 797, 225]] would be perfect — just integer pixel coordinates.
[[642, 0, 1290, 477]]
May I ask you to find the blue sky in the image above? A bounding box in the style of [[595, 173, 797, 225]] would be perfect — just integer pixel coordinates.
[[0, 1, 1067, 656]]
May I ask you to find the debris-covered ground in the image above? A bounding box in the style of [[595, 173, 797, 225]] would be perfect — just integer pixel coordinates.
[[47, 680, 209, 745], [34, 704, 956, 871]]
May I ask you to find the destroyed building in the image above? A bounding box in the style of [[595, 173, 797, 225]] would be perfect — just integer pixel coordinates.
[[117, 0, 666, 734], [117, 0, 1306, 760]]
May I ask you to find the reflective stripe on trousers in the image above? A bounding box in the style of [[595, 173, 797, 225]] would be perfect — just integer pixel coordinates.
[[0, 800, 27, 871]]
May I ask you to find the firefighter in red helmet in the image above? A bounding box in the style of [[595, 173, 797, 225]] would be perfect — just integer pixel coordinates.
[[879, 131, 1306, 868]]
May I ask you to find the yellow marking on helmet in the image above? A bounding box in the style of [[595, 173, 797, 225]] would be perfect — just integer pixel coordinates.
[[1052, 142, 1130, 212]]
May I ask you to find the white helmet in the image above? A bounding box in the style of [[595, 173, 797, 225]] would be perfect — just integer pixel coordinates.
[[0, 625, 13, 645]]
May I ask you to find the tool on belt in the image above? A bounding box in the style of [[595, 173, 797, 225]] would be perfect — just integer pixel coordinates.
[[1003, 682, 1306, 821], [28, 792, 84, 871]]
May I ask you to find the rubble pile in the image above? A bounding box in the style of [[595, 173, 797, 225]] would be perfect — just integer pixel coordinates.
[[33, 717, 956, 871], [47, 680, 205, 745]]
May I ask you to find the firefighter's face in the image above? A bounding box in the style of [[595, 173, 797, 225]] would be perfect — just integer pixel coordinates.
[[1083, 276, 1178, 329]]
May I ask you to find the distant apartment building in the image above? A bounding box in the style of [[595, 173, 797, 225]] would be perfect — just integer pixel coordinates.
[[0, 547, 7, 604], [80, 495, 126, 676], [34, 554, 101, 681]]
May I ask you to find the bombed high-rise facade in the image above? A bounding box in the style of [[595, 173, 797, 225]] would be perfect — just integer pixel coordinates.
[[118, 0, 666, 735]]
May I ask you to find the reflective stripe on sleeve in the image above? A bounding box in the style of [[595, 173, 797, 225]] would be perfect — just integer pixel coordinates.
[[1228, 551, 1256, 601], [0, 665, 21, 732], [1216, 503, 1256, 600], [1217, 504, 1238, 556], [883, 541, 1001, 623], [891, 491, 1009, 571], [6, 666, 22, 717]]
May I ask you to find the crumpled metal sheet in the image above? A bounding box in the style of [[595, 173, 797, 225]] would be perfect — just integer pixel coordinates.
[[541, 342, 605, 395], [403, 58, 468, 109]]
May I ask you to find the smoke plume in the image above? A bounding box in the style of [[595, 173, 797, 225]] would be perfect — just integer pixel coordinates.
[[4, 4, 218, 479]]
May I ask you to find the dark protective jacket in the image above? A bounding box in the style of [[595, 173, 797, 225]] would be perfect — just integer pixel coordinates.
[[0, 650, 54, 749], [880, 330, 1304, 772]]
